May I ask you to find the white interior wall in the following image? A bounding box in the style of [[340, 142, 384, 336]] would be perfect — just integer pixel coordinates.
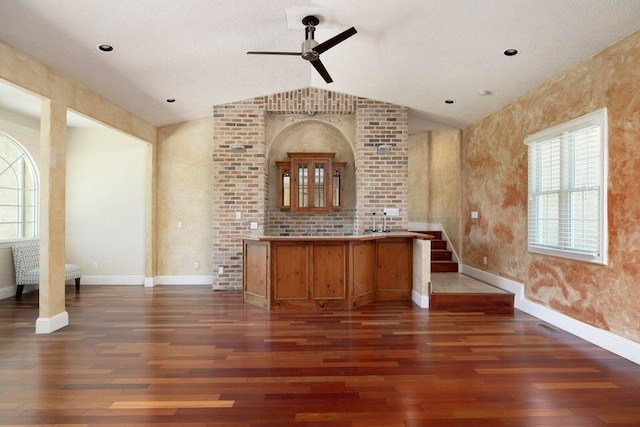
[[65, 127, 147, 284]]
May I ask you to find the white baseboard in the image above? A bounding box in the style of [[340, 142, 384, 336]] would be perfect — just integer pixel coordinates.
[[154, 275, 213, 285], [0, 285, 17, 300], [412, 289, 429, 308], [36, 311, 69, 334], [0, 284, 38, 300], [461, 264, 640, 366], [80, 275, 146, 285]]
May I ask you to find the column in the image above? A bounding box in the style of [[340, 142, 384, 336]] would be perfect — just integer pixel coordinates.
[[36, 99, 68, 333]]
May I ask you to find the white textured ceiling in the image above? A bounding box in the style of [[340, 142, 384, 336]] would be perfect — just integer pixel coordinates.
[[0, 0, 639, 130]]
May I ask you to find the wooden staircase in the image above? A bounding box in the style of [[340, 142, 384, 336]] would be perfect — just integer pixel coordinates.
[[413, 230, 514, 313], [415, 230, 459, 272]]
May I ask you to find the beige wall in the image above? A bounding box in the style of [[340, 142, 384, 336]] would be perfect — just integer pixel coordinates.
[[461, 30, 640, 344], [430, 130, 461, 253], [408, 130, 461, 253], [157, 118, 213, 276], [408, 132, 429, 223]]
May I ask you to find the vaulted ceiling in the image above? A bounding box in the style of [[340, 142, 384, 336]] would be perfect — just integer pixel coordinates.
[[0, 0, 639, 131]]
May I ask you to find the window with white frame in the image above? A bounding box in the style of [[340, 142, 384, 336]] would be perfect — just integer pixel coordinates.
[[0, 132, 39, 241], [525, 108, 607, 264]]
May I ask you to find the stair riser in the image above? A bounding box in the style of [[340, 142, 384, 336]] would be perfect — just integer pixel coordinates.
[[431, 240, 447, 250], [431, 251, 452, 261], [430, 294, 514, 313], [431, 262, 458, 272]]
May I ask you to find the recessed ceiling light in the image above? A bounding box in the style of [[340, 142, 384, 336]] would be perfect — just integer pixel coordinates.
[[503, 48, 519, 56], [444, 99, 455, 104], [97, 44, 114, 52], [166, 98, 176, 103], [477, 90, 492, 96]]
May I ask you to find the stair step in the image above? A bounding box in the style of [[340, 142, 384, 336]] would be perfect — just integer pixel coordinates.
[[425, 230, 442, 239], [412, 230, 442, 240], [429, 292, 514, 314], [431, 249, 452, 261], [431, 261, 459, 272], [431, 239, 447, 250]]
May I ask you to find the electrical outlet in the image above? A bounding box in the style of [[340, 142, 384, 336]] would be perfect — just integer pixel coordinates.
[[250, 221, 258, 230], [177, 221, 183, 229], [383, 207, 400, 217], [92, 261, 98, 269], [218, 266, 224, 276], [194, 261, 199, 269], [471, 211, 479, 219], [482, 256, 488, 265], [235, 211, 242, 220]]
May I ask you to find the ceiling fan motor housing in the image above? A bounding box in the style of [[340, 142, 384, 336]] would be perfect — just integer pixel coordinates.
[[302, 39, 320, 61]]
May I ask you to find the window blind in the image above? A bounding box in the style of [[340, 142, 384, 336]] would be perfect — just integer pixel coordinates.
[[525, 109, 607, 264]]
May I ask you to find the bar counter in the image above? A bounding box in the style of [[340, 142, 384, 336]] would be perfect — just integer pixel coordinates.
[[242, 232, 432, 310]]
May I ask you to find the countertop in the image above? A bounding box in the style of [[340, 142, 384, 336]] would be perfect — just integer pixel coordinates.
[[242, 231, 433, 242]]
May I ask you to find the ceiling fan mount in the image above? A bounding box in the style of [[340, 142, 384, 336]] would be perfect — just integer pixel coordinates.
[[301, 15, 320, 27], [247, 15, 357, 83]]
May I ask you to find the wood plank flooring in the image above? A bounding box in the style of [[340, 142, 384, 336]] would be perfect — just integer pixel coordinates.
[[1, 286, 639, 426]]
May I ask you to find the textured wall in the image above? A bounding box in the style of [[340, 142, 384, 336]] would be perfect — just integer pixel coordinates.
[[408, 132, 430, 223], [429, 130, 461, 253], [157, 118, 213, 276], [461, 30, 640, 343], [408, 130, 461, 254]]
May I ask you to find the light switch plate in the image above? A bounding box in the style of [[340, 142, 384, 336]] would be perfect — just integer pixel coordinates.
[[250, 221, 258, 230]]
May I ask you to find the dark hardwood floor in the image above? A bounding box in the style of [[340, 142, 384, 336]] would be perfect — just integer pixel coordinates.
[[1, 286, 639, 426]]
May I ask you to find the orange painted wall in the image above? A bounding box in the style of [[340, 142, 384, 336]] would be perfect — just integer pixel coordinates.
[[461, 30, 640, 343]]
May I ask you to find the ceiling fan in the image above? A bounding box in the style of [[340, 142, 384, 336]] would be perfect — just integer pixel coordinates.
[[247, 15, 357, 83]]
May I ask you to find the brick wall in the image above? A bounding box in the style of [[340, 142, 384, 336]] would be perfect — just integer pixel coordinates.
[[267, 208, 356, 236], [265, 88, 356, 114], [355, 100, 409, 233], [212, 98, 266, 289], [212, 89, 408, 289]]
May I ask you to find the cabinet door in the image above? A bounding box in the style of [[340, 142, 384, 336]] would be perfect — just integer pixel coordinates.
[[352, 241, 375, 298], [376, 239, 412, 300], [311, 243, 346, 300], [272, 243, 308, 300]]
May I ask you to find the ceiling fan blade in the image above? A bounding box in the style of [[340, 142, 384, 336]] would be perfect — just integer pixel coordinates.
[[313, 27, 357, 55], [311, 59, 333, 83], [247, 51, 300, 56]]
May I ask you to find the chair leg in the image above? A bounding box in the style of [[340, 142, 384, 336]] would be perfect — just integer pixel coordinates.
[[16, 285, 24, 298], [75, 277, 81, 292]]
